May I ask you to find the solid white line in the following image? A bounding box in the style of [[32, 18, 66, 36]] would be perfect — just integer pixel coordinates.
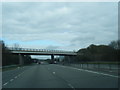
[[58, 65, 119, 78], [76, 68, 119, 78]]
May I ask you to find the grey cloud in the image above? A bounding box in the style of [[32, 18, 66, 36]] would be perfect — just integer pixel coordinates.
[[2, 2, 118, 50], [46, 45, 60, 50], [0, 3, 2, 38]]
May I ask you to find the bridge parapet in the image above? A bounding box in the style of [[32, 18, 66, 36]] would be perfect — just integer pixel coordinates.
[[8, 47, 76, 54]]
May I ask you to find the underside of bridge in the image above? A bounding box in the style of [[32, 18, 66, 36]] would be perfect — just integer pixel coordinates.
[[9, 48, 77, 65], [17, 54, 59, 65], [11, 51, 77, 65]]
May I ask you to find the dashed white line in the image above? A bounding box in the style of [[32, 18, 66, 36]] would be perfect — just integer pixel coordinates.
[[14, 76, 18, 79], [10, 79, 13, 82], [53, 72, 55, 74], [3, 72, 25, 87], [22, 72, 24, 74], [3, 82, 9, 86], [68, 84, 75, 89], [18, 74, 21, 77], [109, 71, 113, 72]]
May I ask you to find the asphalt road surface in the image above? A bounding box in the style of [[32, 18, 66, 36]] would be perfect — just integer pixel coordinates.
[[2, 63, 119, 88]]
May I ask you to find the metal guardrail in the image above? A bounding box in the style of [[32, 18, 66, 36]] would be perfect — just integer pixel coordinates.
[[62, 63, 119, 71], [8, 47, 76, 53]]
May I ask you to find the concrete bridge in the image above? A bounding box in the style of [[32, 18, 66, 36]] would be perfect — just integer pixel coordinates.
[[8, 47, 77, 65]]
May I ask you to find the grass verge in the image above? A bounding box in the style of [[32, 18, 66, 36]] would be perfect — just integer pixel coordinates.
[[2, 63, 34, 72]]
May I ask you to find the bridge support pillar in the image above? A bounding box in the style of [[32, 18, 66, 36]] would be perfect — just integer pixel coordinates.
[[19, 54, 24, 65], [51, 54, 54, 63]]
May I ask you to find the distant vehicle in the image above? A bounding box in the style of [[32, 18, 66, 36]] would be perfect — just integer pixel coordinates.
[[38, 62, 41, 64], [41, 62, 43, 64], [37, 61, 41, 64], [54, 61, 57, 64]]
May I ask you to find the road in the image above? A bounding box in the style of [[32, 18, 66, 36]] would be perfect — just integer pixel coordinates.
[[2, 63, 119, 88]]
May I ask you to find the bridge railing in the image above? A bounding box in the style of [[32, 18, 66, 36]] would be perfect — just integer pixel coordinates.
[[8, 47, 76, 53]]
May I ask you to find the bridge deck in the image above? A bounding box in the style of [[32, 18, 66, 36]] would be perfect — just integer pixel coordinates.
[[9, 47, 77, 56]]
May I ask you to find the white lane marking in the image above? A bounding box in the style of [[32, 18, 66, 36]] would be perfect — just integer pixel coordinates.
[[10, 79, 13, 82], [3, 82, 9, 86], [68, 84, 75, 89], [18, 74, 21, 77], [59, 65, 119, 78], [22, 72, 24, 74], [15, 76, 18, 79], [76, 68, 119, 78], [109, 71, 113, 72], [60, 66, 66, 68], [3, 72, 25, 86], [53, 72, 55, 74]]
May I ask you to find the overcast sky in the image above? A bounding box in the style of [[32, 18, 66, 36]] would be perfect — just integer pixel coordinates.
[[2, 2, 118, 53]]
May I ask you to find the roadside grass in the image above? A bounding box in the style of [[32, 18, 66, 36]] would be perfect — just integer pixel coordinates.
[[2, 65, 23, 72], [2, 63, 34, 72]]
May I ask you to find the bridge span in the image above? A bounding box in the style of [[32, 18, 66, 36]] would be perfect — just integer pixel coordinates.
[[8, 47, 77, 65], [9, 47, 77, 56]]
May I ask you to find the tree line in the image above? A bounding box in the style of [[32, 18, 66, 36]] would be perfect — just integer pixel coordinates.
[[63, 40, 119, 63], [1, 40, 33, 66], [1, 39, 119, 66]]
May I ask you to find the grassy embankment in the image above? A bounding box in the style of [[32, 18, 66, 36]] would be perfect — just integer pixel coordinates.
[[2, 63, 34, 71]]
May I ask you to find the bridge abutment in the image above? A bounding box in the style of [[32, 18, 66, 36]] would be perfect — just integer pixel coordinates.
[[19, 54, 24, 65]]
